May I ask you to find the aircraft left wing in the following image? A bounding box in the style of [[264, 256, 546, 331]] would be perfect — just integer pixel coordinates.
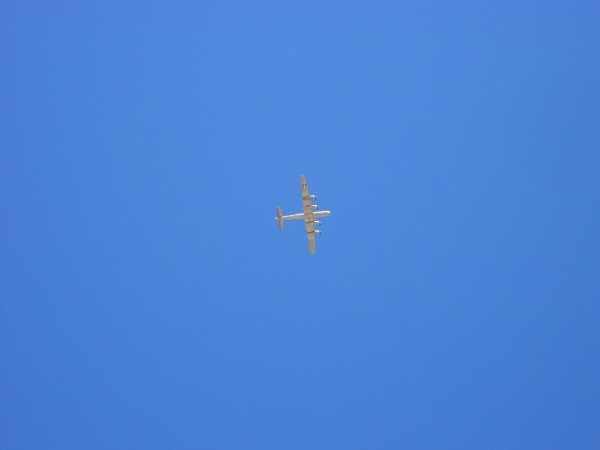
[[301, 175, 313, 214]]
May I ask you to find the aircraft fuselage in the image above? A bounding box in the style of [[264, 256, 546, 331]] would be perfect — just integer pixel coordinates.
[[282, 210, 331, 221]]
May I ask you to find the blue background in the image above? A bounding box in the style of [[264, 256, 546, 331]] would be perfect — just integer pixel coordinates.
[[2, 2, 600, 449]]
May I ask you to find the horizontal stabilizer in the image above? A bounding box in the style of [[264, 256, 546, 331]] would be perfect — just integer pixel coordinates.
[[276, 206, 284, 231]]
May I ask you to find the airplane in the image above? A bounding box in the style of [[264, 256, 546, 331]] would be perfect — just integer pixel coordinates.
[[275, 175, 331, 254]]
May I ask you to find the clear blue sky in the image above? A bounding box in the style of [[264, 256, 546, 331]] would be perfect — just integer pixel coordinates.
[[2, 2, 600, 449]]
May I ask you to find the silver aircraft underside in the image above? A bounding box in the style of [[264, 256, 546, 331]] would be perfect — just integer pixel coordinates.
[[275, 175, 331, 254]]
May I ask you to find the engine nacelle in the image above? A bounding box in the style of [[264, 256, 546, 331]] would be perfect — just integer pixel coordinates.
[[314, 220, 321, 226], [311, 204, 319, 210], [309, 194, 317, 200], [313, 229, 322, 235]]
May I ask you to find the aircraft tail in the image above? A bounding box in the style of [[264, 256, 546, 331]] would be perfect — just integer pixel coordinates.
[[276, 206, 284, 231]]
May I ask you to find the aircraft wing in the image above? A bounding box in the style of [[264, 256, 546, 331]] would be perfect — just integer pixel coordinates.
[[305, 218, 316, 254], [301, 175, 317, 254], [301, 175, 313, 214]]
